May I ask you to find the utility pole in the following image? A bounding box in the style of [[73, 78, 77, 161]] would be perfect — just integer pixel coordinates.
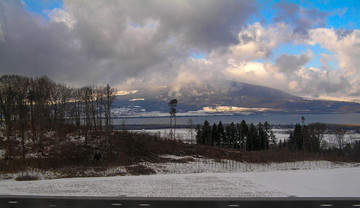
[[169, 99, 178, 140], [188, 118, 194, 144]]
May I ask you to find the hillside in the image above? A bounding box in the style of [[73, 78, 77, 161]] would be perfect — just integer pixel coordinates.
[[114, 81, 360, 115]]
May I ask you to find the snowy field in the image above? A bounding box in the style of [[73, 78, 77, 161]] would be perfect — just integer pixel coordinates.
[[1, 157, 360, 197], [1, 167, 360, 197]]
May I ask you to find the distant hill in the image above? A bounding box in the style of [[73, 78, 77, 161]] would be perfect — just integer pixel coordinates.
[[113, 81, 360, 115]]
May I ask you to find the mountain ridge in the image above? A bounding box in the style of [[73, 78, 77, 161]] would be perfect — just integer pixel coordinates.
[[114, 81, 360, 115]]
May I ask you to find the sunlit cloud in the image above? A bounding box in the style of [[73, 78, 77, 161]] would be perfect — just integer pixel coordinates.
[[0, 0, 359, 102]]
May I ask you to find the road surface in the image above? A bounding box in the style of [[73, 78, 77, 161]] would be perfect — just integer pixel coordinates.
[[1, 196, 360, 208]]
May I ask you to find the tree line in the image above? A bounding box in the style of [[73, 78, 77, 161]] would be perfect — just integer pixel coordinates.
[[196, 120, 276, 151], [0, 74, 115, 159], [196, 117, 360, 160], [280, 121, 326, 152]]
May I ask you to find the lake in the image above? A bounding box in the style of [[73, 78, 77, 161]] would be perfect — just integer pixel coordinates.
[[114, 113, 360, 126]]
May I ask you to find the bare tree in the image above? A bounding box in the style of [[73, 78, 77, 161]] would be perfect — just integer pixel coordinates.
[[70, 88, 82, 127], [80, 86, 93, 145], [33, 76, 52, 155], [335, 128, 345, 150], [27, 79, 37, 145], [90, 86, 97, 131], [307, 123, 326, 152], [0, 74, 123, 159], [0, 75, 17, 158], [58, 84, 71, 127], [104, 84, 115, 150], [95, 86, 105, 131], [14, 76, 30, 158]]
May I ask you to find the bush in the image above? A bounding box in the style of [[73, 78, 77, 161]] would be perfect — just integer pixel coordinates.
[[126, 165, 156, 175], [15, 174, 39, 181]]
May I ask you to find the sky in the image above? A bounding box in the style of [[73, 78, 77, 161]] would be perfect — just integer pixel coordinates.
[[0, 0, 359, 102]]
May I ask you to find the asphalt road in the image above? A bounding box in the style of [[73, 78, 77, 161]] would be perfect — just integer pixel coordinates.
[[1, 196, 360, 208]]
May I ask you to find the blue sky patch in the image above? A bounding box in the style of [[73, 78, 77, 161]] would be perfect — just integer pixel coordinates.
[[256, 0, 360, 29], [272, 42, 335, 69], [22, 0, 64, 20], [191, 52, 207, 60]]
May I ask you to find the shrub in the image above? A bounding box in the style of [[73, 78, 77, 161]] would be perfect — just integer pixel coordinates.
[[126, 165, 156, 175], [15, 174, 39, 181]]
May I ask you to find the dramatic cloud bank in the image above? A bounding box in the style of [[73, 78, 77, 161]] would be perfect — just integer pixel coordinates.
[[0, 0, 359, 101]]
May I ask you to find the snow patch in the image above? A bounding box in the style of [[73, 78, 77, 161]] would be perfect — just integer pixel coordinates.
[[129, 98, 145, 101]]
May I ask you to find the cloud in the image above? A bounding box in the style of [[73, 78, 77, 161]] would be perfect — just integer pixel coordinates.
[[0, 0, 257, 87], [227, 22, 360, 100], [224, 59, 352, 99], [264, 50, 313, 73], [308, 28, 360, 76], [230, 22, 293, 61], [0, 1, 91, 86], [223, 61, 288, 92], [273, 2, 329, 37], [307, 28, 360, 97], [0, 0, 359, 102], [47, 8, 75, 29], [293, 67, 351, 96]]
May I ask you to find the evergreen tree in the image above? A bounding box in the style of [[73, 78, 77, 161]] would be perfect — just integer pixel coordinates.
[[302, 125, 312, 152], [239, 120, 248, 150], [195, 124, 204, 145], [202, 120, 212, 146], [211, 123, 219, 146], [269, 130, 277, 149], [247, 123, 258, 151], [217, 121, 225, 147], [226, 122, 236, 148], [289, 124, 303, 151], [258, 122, 268, 150]]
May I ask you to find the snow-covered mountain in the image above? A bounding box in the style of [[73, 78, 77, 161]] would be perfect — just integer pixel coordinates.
[[113, 81, 360, 116]]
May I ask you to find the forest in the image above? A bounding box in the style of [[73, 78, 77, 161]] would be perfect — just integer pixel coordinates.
[[195, 119, 360, 159], [0, 74, 115, 160]]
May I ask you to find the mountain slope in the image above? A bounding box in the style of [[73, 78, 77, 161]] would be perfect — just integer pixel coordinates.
[[114, 81, 360, 115]]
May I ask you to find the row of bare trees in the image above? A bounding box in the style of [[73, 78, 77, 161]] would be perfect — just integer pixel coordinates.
[[0, 75, 115, 159]]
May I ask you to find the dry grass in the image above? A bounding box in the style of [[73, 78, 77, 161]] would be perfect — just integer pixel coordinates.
[[126, 165, 156, 175], [0, 124, 357, 177]]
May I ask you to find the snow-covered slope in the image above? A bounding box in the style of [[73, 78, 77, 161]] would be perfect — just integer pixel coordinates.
[[1, 158, 359, 198], [1, 167, 359, 197]]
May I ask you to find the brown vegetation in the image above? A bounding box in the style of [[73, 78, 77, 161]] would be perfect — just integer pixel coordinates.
[[1, 126, 357, 177], [15, 174, 39, 181], [126, 165, 156, 175]]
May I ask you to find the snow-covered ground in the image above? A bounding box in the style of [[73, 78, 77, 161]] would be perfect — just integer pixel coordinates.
[[272, 128, 360, 145], [1, 167, 359, 197], [1, 156, 359, 197], [141, 155, 359, 175], [3, 157, 356, 180]]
